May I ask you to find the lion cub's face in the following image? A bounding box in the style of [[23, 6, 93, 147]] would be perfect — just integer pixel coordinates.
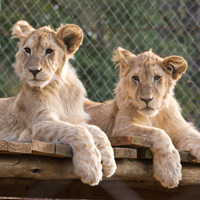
[[16, 28, 63, 88], [114, 47, 187, 117], [12, 21, 83, 88]]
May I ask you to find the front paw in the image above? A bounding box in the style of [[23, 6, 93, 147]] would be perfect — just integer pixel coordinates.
[[94, 135, 117, 177], [153, 148, 182, 188], [101, 149, 117, 177], [86, 125, 117, 178], [73, 146, 103, 186]]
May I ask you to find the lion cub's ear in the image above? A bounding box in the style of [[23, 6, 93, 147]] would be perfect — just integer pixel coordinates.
[[162, 56, 188, 80], [12, 20, 35, 39], [112, 47, 136, 64], [112, 47, 136, 77], [56, 24, 83, 55]]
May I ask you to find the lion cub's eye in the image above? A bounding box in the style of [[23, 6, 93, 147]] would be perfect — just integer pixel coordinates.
[[154, 75, 162, 81], [46, 48, 54, 55], [24, 47, 31, 55], [132, 76, 140, 83]]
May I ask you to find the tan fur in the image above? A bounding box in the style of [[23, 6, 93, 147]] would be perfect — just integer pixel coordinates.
[[85, 47, 200, 188], [0, 21, 116, 186]]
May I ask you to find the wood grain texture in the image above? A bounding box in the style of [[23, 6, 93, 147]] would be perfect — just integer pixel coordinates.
[[7, 141, 32, 154], [0, 140, 8, 151], [0, 140, 138, 159], [0, 138, 199, 163], [31, 140, 55, 155]]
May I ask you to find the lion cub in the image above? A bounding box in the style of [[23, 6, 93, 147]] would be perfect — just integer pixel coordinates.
[[85, 47, 200, 188], [0, 21, 116, 186]]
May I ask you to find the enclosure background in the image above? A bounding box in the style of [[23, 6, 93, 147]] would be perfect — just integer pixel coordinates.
[[1, 0, 200, 127]]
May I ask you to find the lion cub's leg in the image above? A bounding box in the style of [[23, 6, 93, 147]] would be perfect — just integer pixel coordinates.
[[113, 124, 181, 188], [19, 121, 102, 186], [84, 124, 117, 177]]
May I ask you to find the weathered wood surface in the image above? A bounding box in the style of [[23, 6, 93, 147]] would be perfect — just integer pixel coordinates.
[[0, 137, 199, 163], [0, 154, 199, 185], [0, 139, 138, 159]]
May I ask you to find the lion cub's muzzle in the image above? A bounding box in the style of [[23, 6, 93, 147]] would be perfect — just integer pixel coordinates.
[[26, 67, 49, 88], [137, 96, 159, 116]]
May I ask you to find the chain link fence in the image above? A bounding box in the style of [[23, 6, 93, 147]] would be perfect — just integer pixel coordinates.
[[1, 0, 200, 127]]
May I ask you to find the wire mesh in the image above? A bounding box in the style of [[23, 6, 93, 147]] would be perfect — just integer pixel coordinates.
[[1, 0, 200, 127]]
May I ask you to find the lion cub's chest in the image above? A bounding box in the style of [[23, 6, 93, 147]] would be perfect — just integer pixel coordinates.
[[43, 88, 85, 124]]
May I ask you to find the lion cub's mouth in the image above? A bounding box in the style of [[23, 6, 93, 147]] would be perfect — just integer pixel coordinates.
[[144, 106, 153, 110], [28, 79, 44, 84], [29, 77, 48, 82], [139, 106, 155, 111]]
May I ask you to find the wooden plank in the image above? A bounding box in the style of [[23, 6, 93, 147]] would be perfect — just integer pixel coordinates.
[[31, 140, 55, 156], [31, 141, 73, 158], [0, 138, 198, 163], [109, 136, 151, 148], [137, 148, 200, 164], [114, 147, 137, 159], [7, 141, 32, 154], [0, 140, 73, 158], [0, 140, 138, 159]]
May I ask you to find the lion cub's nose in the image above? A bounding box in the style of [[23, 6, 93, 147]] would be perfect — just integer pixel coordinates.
[[29, 68, 42, 77], [140, 97, 153, 104]]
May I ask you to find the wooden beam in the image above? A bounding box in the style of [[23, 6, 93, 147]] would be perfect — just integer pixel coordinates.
[[0, 154, 199, 185]]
